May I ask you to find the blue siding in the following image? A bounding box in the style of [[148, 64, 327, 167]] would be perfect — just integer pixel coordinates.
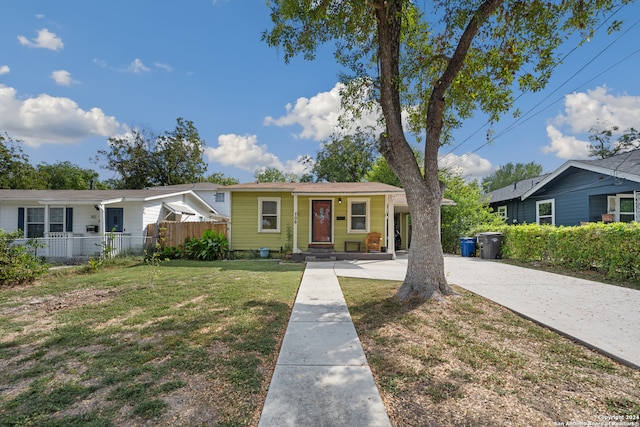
[[491, 168, 640, 227], [527, 169, 640, 226]]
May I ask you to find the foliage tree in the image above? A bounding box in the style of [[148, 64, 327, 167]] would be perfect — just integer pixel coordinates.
[[366, 148, 424, 187], [36, 161, 104, 190], [440, 171, 505, 253], [206, 172, 240, 186], [307, 130, 377, 182], [482, 162, 543, 192], [366, 156, 402, 187], [588, 125, 640, 159], [264, 0, 630, 301], [254, 166, 300, 183], [99, 118, 206, 189], [0, 133, 43, 189]]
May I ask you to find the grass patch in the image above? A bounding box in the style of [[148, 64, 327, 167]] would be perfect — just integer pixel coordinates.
[[340, 276, 640, 427], [0, 258, 303, 426]]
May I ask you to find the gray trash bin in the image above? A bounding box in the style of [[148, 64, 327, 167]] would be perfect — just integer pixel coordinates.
[[477, 232, 502, 259]]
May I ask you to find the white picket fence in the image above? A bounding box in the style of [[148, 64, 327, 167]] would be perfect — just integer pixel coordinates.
[[14, 233, 148, 259]]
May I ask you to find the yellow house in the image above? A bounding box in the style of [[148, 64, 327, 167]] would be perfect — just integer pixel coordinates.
[[223, 182, 410, 260]]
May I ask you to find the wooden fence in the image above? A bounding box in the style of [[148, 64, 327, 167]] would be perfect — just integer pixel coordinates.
[[146, 221, 228, 248]]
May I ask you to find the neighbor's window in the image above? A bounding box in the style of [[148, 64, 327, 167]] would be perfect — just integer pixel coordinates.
[[348, 199, 369, 233], [259, 197, 280, 232], [497, 205, 507, 219], [26, 207, 45, 238], [49, 207, 65, 233], [215, 192, 225, 203], [536, 199, 555, 225], [619, 196, 635, 223]]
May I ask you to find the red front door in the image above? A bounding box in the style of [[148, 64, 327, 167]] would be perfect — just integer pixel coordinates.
[[311, 200, 332, 243]]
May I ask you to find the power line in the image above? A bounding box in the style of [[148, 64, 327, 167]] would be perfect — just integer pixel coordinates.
[[440, 7, 639, 172]]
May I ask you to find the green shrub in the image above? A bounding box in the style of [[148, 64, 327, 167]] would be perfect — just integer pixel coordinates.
[[476, 222, 640, 282], [184, 229, 229, 261], [0, 229, 49, 287]]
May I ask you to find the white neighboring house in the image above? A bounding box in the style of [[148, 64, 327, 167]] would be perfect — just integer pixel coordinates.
[[147, 182, 231, 217], [0, 188, 227, 259]]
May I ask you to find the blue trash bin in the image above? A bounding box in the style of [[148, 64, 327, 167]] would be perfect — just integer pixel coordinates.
[[459, 237, 477, 257], [259, 247, 269, 258]]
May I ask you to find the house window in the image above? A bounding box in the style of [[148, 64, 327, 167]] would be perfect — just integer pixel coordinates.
[[49, 207, 65, 232], [348, 199, 369, 233], [259, 197, 280, 232], [215, 192, 225, 203], [497, 205, 507, 219], [536, 199, 555, 225], [26, 207, 45, 238], [607, 194, 636, 222]]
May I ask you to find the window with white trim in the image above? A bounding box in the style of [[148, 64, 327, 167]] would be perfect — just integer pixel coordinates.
[[26, 207, 45, 238], [607, 194, 636, 222], [536, 199, 555, 225], [348, 198, 369, 233], [49, 207, 65, 233], [497, 205, 507, 219], [258, 197, 280, 232]]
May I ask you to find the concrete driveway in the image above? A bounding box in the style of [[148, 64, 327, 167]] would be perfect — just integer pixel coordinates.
[[333, 255, 640, 369]]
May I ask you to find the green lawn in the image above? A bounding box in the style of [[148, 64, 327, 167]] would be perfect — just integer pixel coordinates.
[[0, 259, 303, 427]]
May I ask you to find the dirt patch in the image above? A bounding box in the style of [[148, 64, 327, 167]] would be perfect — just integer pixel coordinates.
[[1, 288, 120, 316]]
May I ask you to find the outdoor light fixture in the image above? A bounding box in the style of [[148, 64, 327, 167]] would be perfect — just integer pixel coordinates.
[[338, 197, 342, 205]]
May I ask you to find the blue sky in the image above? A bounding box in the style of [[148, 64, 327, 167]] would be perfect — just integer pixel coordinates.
[[1, 1, 640, 185]]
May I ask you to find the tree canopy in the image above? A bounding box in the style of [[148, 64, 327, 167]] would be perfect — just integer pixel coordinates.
[[98, 117, 207, 189], [206, 172, 240, 186], [482, 162, 543, 192], [265, 0, 631, 301], [306, 130, 378, 182], [254, 166, 301, 183], [37, 161, 103, 190], [0, 133, 42, 189], [588, 125, 640, 159]]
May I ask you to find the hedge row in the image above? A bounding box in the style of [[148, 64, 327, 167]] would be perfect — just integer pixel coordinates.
[[476, 223, 640, 282]]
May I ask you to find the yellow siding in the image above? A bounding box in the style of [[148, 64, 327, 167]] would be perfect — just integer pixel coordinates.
[[230, 191, 294, 251], [231, 193, 390, 252]]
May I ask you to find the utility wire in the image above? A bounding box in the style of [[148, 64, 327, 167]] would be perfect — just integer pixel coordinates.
[[440, 6, 637, 172]]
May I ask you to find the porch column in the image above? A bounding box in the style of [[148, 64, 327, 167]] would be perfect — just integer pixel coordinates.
[[293, 194, 300, 253], [386, 195, 396, 260]]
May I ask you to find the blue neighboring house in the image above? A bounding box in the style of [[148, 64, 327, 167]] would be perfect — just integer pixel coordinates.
[[488, 149, 640, 226]]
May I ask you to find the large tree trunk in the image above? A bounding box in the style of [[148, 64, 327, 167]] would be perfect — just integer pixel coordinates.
[[399, 179, 455, 300], [374, 0, 455, 301]]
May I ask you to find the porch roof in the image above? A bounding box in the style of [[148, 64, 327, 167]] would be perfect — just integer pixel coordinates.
[[222, 182, 405, 194]]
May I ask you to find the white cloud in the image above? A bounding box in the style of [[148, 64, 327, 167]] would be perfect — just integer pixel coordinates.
[[264, 82, 381, 141], [206, 134, 283, 172], [0, 84, 120, 147], [51, 70, 78, 86], [154, 62, 172, 72], [93, 58, 107, 68], [542, 86, 640, 160], [17, 28, 64, 51], [128, 58, 150, 74], [0, 65, 9, 75], [542, 125, 590, 159], [552, 86, 640, 133], [206, 134, 311, 176], [438, 152, 493, 182]]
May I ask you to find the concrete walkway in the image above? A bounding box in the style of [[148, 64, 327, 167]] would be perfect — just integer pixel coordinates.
[[258, 262, 392, 427]]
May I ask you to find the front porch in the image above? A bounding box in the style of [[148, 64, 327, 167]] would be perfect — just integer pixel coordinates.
[[293, 247, 398, 262]]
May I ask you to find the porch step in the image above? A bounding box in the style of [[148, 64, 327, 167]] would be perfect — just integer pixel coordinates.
[[305, 255, 337, 262]]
